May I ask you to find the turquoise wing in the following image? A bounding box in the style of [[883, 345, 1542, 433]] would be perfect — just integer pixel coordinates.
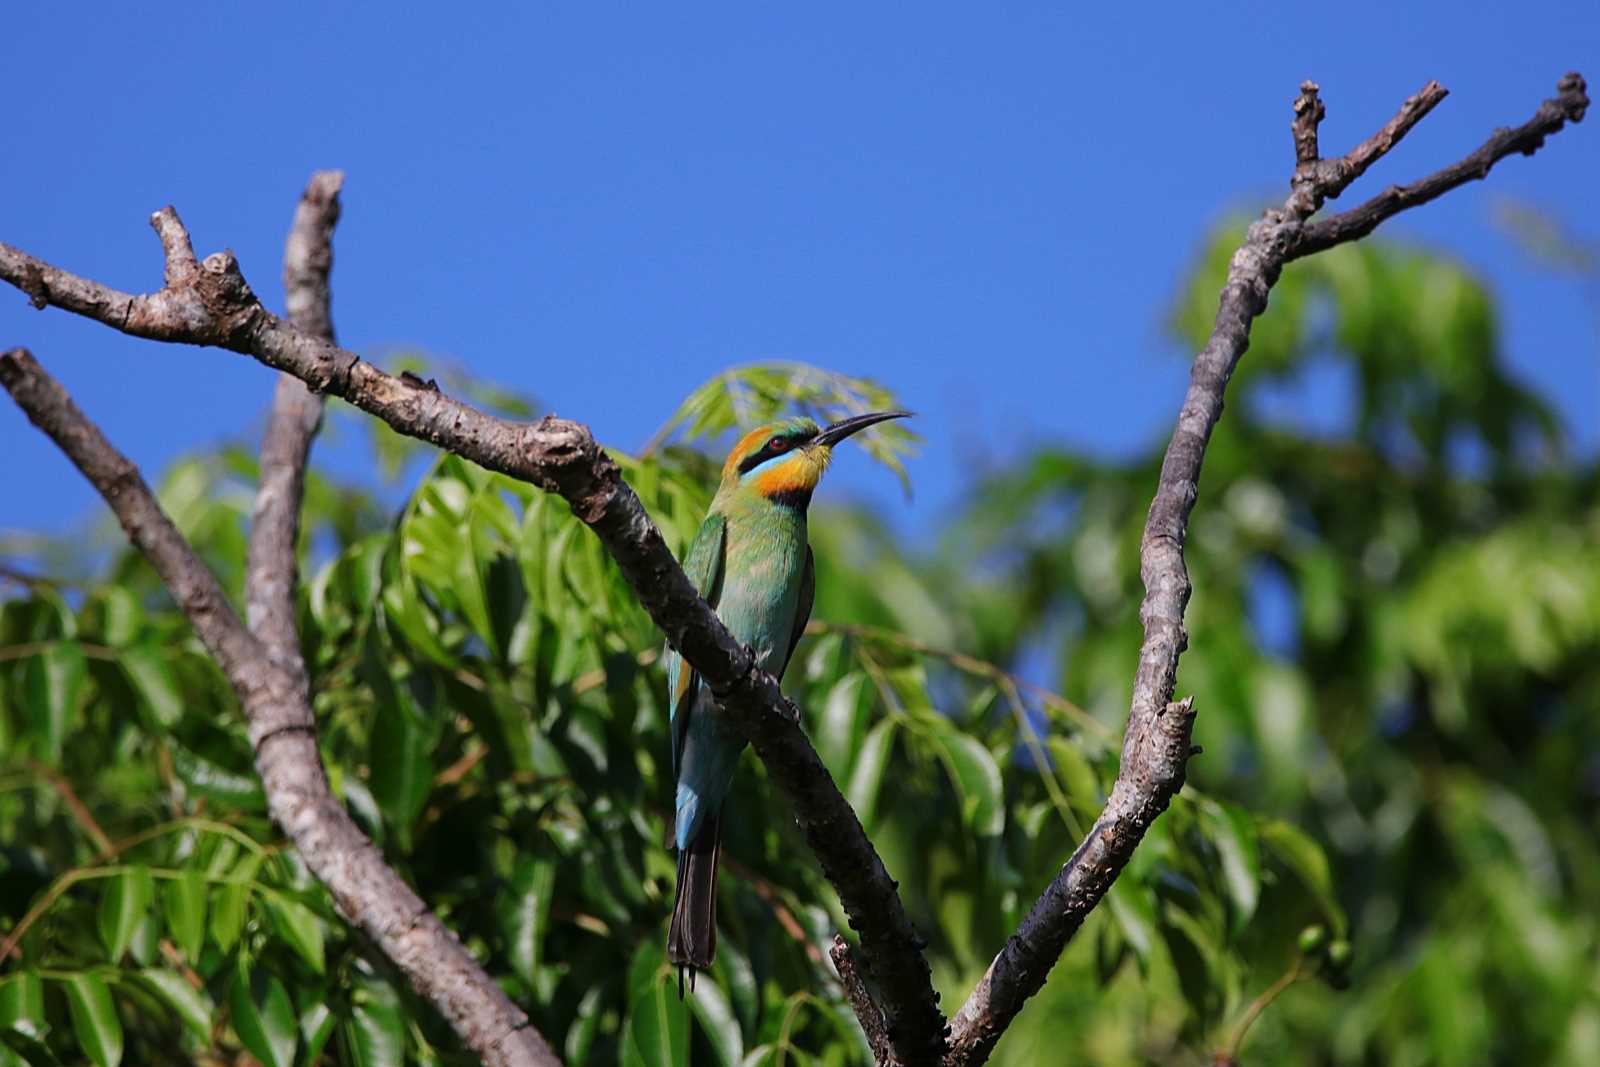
[[780, 545, 815, 678], [667, 511, 726, 777]]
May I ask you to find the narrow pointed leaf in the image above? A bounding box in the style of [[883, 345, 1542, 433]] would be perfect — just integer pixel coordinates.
[[229, 964, 296, 1067], [22, 644, 85, 763], [343, 978, 405, 1067], [98, 868, 153, 963], [686, 978, 743, 1067], [131, 970, 212, 1043], [0, 974, 45, 1048], [845, 719, 896, 829], [162, 869, 207, 962], [119, 645, 183, 729], [498, 856, 556, 987], [262, 894, 326, 975], [59, 974, 122, 1067]]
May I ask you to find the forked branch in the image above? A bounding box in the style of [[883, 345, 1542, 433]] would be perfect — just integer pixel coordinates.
[[0, 196, 943, 1063], [942, 71, 1587, 1067], [0, 70, 1585, 1067]]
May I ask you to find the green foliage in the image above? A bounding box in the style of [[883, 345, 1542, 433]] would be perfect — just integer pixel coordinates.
[[644, 361, 921, 495], [951, 229, 1600, 1063], [2, 227, 1592, 1067]]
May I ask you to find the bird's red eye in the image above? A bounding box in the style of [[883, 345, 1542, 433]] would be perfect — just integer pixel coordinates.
[[768, 436, 788, 452]]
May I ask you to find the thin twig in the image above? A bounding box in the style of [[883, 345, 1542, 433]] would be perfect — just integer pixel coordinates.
[[0, 639, 119, 663], [722, 855, 828, 966], [808, 620, 1105, 738], [1219, 959, 1304, 1064], [27, 759, 116, 859]]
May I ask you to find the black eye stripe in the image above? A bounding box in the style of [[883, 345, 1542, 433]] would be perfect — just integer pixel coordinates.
[[737, 433, 802, 474]]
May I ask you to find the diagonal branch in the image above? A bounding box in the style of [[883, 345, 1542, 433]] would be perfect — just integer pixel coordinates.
[[1291, 72, 1588, 258], [0, 207, 944, 1063], [0, 347, 562, 1067], [942, 71, 1587, 1067]]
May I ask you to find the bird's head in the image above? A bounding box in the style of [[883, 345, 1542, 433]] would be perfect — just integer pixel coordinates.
[[718, 411, 911, 508]]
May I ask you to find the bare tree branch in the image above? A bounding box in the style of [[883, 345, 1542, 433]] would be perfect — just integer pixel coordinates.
[[942, 71, 1587, 1067], [1292, 72, 1588, 258], [247, 170, 342, 679], [833, 936, 897, 1067], [5, 72, 1580, 1067], [0, 347, 563, 1067], [0, 206, 944, 1061]]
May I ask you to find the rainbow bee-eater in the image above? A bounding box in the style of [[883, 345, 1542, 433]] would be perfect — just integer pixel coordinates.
[[665, 410, 910, 983]]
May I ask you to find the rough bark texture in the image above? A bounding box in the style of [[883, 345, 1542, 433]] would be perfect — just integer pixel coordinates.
[[0, 202, 943, 1063], [0, 348, 562, 1067], [0, 70, 1585, 1067], [941, 71, 1588, 1067], [247, 170, 342, 679]]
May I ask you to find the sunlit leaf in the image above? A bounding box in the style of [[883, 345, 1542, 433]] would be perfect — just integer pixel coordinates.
[[262, 894, 326, 975], [1259, 819, 1346, 936], [130, 970, 212, 1043], [59, 974, 122, 1067], [343, 976, 405, 1067], [845, 719, 896, 830], [229, 964, 296, 1067], [162, 869, 207, 962], [499, 856, 556, 988], [98, 868, 153, 963], [623, 942, 688, 1067]]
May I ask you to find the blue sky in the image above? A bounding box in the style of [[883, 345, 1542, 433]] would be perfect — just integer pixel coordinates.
[[3, 4, 1596, 546]]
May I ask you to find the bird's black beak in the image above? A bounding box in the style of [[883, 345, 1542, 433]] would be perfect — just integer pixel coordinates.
[[813, 410, 912, 448]]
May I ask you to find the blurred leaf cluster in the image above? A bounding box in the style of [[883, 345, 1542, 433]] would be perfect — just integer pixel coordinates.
[[1, 225, 1594, 1066]]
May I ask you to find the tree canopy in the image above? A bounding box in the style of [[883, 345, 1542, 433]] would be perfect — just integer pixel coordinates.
[[1, 225, 1595, 1067]]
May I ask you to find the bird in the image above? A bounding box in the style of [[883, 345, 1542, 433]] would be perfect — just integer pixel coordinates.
[[664, 410, 910, 987]]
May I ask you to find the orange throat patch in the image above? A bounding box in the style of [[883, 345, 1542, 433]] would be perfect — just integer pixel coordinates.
[[752, 449, 829, 499]]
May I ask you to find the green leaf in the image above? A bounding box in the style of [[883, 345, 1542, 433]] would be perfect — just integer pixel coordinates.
[[210, 887, 247, 953], [925, 721, 1005, 836], [1201, 799, 1261, 933], [564, 986, 605, 1065], [498, 856, 556, 988], [59, 974, 122, 1067], [22, 644, 85, 762], [623, 944, 688, 1067], [1047, 736, 1104, 811], [367, 695, 437, 844], [845, 719, 896, 829], [362, 632, 441, 845], [814, 672, 868, 781], [84, 587, 143, 647], [1260, 819, 1347, 936], [130, 969, 212, 1043], [118, 645, 184, 729], [343, 977, 405, 1067], [0, 1029, 62, 1067], [1105, 880, 1159, 970], [0, 973, 45, 1037], [301, 1001, 338, 1067], [262, 893, 326, 975], [162, 869, 207, 962], [649, 361, 920, 494], [168, 745, 266, 810], [98, 867, 154, 963], [686, 978, 743, 1067], [229, 963, 297, 1067]]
